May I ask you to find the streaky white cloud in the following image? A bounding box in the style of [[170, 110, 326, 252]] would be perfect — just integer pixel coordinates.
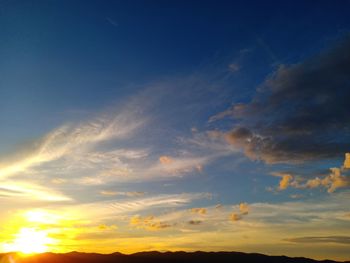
[[144, 155, 208, 178], [37, 192, 212, 226], [100, 191, 145, 197], [0, 181, 72, 202], [108, 193, 209, 214], [0, 108, 146, 180]]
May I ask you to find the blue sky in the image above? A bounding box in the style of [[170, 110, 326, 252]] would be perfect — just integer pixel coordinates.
[[0, 1, 350, 260]]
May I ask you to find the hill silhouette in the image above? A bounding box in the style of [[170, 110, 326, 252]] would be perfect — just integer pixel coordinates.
[[0, 251, 348, 263]]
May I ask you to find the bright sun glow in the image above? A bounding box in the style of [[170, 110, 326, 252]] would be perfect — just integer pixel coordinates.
[[25, 210, 61, 224], [2, 228, 54, 254]]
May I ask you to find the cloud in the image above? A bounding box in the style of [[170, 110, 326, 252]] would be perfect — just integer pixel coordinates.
[[144, 155, 208, 178], [0, 109, 146, 180], [51, 178, 67, 184], [228, 63, 240, 73], [285, 236, 350, 244], [190, 208, 207, 215], [210, 36, 350, 163], [278, 174, 293, 190], [271, 172, 299, 191], [289, 194, 303, 199], [239, 203, 249, 215], [130, 215, 173, 231], [344, 153, 350, 169], [188, 220, 202, 225], [230, 202, 249, 222], [107, 193, 211, 214], [273, 154, 350, 193], [159, 156, 173, 164], [100, 191, 145, 197], [215, 204, 223, 209], [305, 167, 349, 193], [230, 213, 242, 221], [0, 181, 71, 202]]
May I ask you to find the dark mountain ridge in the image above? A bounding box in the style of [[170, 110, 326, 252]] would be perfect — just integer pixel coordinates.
[[1, 251, 348, 263]]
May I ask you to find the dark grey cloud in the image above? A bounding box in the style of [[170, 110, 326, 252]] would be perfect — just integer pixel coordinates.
[[213, 36, 350, 163], [188, 220, 202, 225], [285, 236, 350, 244]]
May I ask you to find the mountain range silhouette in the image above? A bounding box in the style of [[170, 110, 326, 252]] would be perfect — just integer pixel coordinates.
[[1, 251, 349, 263]]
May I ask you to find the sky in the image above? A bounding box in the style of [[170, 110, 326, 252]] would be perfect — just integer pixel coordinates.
[[0, 0, 350, 261]]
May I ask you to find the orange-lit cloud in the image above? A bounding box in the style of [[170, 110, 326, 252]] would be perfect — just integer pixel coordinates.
[[306, 168, 349, 193], [159, 156, 173, 164], [130, 215, 173, 231], [344, 153, 350, 169], [271, 154, 350, 193], [230, 213, 242, 221], [239, 203, 249, 215], [191, 208, 207, 215], [278, 174, 293, 190]]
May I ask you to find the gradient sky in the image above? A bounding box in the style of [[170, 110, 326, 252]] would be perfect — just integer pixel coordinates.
[[1, 0, 350, 260]]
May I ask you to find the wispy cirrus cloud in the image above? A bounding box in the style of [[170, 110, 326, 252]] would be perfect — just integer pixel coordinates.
[[0, 181, 71, 202], [107, 193, 210, 214], [100, 191, 145, 197], [0, 108, 146, 180], [285, 236, 350, 244]]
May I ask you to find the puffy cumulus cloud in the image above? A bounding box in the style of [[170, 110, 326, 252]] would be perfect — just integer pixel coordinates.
[[130, 215, 173, 231], [344, 153, 350, 169], [190, 208, 207, 215], [278, 174, 293, 190], [211, 36, 350, 163], [230, 202, 249, 222], [271, 172, 299, 191], [272, 154, 350, 193], [229, 213, 242, 222], [239, 202, 249, 215], [305, 168, 349, 193]]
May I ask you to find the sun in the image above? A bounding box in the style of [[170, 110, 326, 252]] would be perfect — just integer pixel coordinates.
[[3, 228, 54, 254]]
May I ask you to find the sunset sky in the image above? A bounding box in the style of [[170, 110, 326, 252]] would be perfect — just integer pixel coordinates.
[[0, 1, 350, 261]]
